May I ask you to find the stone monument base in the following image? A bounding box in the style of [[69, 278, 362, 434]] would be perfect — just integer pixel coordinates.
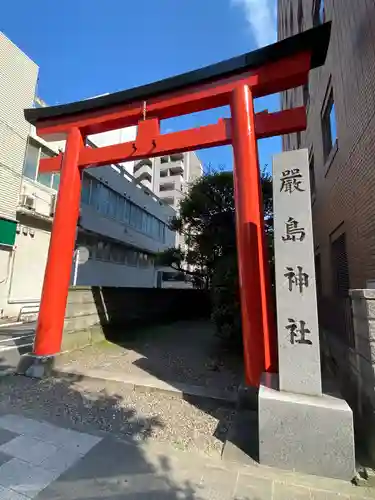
[[17, 353, 55, 378], [258, 373, 356, 480]]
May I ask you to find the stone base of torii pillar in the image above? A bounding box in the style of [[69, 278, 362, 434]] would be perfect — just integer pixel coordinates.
[[258, 373, 355, 480], [258, 150, 355, 480]]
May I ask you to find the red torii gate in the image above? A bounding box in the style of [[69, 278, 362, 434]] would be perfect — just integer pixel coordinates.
[[24, 23, 331, 387]]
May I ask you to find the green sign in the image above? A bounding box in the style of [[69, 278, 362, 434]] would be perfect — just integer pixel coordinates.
[[0, 217, 17, 247]]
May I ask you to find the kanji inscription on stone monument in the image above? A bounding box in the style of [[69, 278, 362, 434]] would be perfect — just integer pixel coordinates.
[[272, 149, 322, 395]]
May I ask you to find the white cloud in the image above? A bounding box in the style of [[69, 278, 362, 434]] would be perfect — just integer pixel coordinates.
[[232, 0, 277, 48]]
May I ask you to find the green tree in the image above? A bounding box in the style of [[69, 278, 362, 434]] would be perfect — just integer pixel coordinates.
[[156, 168, 273, 341], [157, 170, 273, 282]]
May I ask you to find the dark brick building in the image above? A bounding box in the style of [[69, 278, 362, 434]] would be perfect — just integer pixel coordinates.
[[278, 0, 375, 309]]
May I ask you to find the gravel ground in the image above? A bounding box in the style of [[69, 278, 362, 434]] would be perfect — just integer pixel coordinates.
[[56, 320, 244, 392], [0, 374, 236, 458]]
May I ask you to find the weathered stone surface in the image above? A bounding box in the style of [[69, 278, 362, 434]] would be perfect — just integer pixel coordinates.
[[272, 149, 322, 396], [350, 289, 375, 301], [258, 373, 356, 480], [65, 301, 99, 319], [63, 314, 100, 333], [61, 329, 91, 353], [16, 354, 55, 378]]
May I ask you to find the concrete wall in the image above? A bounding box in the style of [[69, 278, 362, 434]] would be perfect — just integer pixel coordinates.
[[61, 286, 211, 352]]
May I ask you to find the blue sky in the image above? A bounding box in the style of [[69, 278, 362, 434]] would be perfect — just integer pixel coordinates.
[[1, 0, 279, 172]]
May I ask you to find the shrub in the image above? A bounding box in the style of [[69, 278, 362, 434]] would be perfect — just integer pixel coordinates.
[[211, 253, 242, 349]]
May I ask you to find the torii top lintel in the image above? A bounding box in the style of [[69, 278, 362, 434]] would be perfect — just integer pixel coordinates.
[[26, 23, 330, 133], [25, 23, 330, 172]]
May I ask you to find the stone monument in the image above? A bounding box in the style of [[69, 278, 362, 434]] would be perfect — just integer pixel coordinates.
[[258, 149, 356, 480]]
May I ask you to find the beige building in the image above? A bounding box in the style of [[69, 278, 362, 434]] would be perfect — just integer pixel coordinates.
[[278, 0, 375, 322], [133, 152, 203, 210]]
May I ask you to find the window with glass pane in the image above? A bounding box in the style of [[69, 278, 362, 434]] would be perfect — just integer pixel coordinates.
[[146, 214, 152, 235], [127, 250, 138, 266], [130, 204, 142, 229], [123, 200, 130, 223], [110, 244, 120, 263], [329, 103, 337, 144], [102, 242, 111, 261], [23, 142, 39, 180], [99, 186, 109, 215], [141, 212, 147, 233], [37, 150, 54, 187], [37, 172, 52, 188], [319, 0, 325, 23], [90, 179, 101, 211], [136, 208, 143, 230], [313, 0, 324, 26], [96, 240, 104, 260], [322, 90, 337, 161], [107, 190, 116, 218], [116, 195, 124, 221], [52, 173, 60, 191], [153, 219, 160, 239], [81, 175, 91, 204], [129, 204, 136, 227]]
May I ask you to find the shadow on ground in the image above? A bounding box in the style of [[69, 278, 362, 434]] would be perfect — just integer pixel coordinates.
[[0, 374, 254, 499]]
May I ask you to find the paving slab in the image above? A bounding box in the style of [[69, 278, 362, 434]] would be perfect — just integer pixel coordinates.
[[0, 408, 371, 499]]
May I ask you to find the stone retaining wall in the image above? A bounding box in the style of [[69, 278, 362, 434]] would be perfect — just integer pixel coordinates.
[[62, 286, 211, 352], [321, 289, 375, 462]]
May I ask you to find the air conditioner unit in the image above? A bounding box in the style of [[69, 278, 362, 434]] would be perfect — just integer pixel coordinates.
[[20, 194, 36, 210], [50, 194, 57, 217]]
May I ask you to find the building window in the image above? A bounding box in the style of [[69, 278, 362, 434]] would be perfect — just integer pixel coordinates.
[[126, 249, 138, 266], [296, 131, 301, 149], [115, 196, 124, 221], [82, 174, 167, 242], [289, 4, 294, 34], [23, 142, 40, 180], [309, 154, 316, 197], [23, 142, 60, 190], [81, 174, 91, 205], [321, 89, 337, 161], [313, 0, 325, 26], [331, 232, 350, 297], [303, 82, 309, 108], [298, 0, 303, 32], [52, 174, 60, 190]]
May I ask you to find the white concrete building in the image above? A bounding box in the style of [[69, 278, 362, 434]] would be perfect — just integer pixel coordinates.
[[133, 152, 203, 256], [133, 152, 203, 210], [0, 31, 176, 320]]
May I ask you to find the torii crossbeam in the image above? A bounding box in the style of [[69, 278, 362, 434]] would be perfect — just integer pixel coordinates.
[[24, 22, 331, 387]]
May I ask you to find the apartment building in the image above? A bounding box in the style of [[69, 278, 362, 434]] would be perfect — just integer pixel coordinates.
[[134, 152, 202, 254], [277, 0, 375, 308], [133, 152, 203, 209], [0, 31, 176, 320]]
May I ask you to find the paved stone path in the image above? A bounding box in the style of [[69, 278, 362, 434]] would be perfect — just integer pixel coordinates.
[[0, 414, 101, 498], [0, 413, 373, 499]]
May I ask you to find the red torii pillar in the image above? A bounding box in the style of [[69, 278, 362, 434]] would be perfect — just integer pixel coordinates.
[[21, 22, 331, 385]]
